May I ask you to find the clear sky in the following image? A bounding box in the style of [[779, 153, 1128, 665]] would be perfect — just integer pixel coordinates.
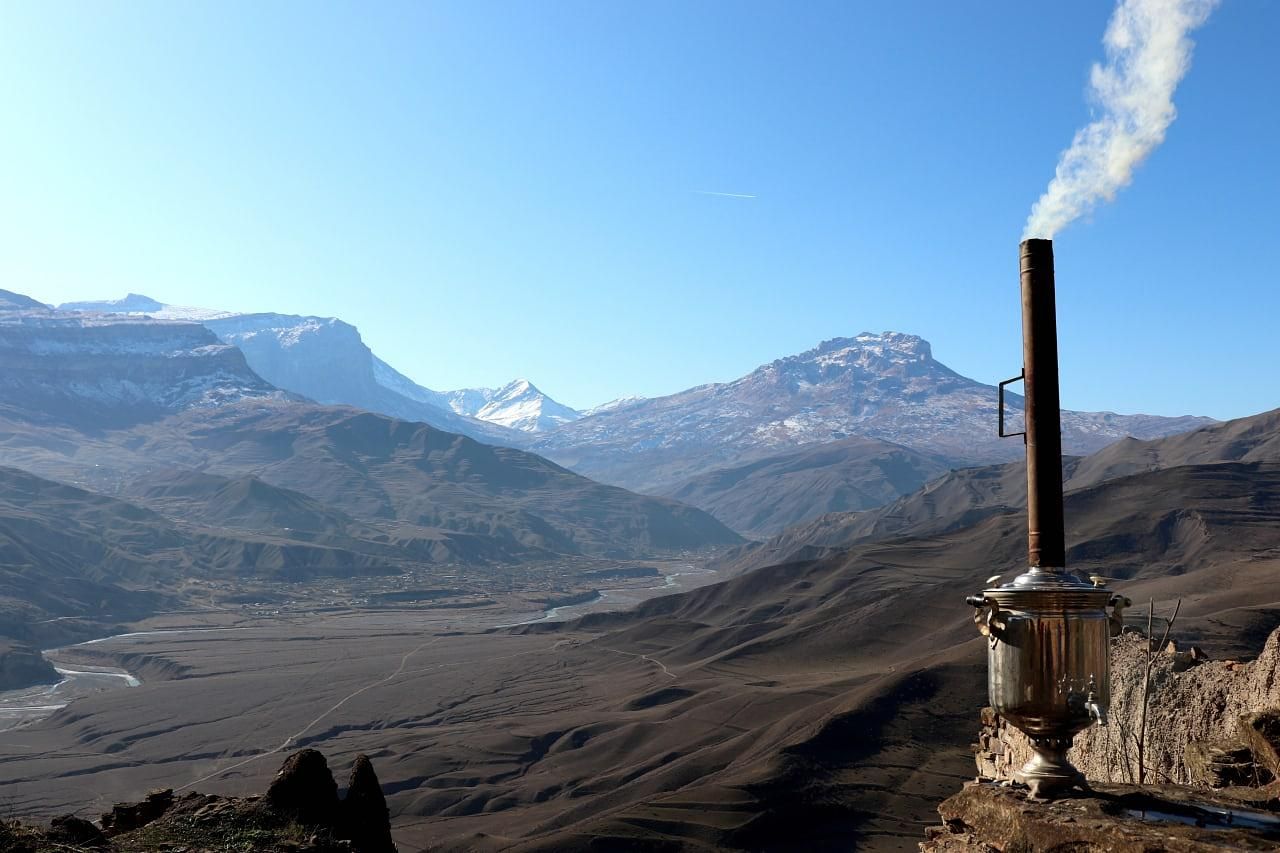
[[1, 1, 1275, 418]]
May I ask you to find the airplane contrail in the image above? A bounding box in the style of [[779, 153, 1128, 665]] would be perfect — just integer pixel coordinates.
[[693, 190, 757, 199]]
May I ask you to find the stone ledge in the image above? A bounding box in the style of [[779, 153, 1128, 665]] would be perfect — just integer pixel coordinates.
[[922, 782, 1280, 852]]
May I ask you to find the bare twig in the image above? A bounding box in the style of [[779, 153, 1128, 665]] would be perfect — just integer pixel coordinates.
[[1136, 598, 1181, 786], [1156, 600, 1181, 655], [1138, 599, 1154, 784]]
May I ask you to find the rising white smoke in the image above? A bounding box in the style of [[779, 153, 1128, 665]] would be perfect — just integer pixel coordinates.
[[1023, 0, 1219, 239]]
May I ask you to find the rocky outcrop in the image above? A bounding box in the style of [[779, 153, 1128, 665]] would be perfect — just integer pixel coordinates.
[[204, 313, 517, 445], [922, 782, 1280, 852], [340, 754, 396, 853], [101, 788, 175, 833], [266, 748, 341, 826], [46, 815, 108, 848], [0, 641, 59, 691], [0, 307, 283, 427], [0, 750, 398, 852]]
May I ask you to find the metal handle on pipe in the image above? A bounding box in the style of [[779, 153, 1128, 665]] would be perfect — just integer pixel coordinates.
[[998, 372, 1026, 440]]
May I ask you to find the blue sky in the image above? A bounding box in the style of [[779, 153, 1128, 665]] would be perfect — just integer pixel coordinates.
[[1, 1, 1275, 418]]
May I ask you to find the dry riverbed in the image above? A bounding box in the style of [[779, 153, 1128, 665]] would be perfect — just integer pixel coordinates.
[[0, 557, 737, 849]]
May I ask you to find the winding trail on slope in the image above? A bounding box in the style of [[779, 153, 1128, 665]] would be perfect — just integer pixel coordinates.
[[177, 637, 442, 792], [599, 646, 676, 679]]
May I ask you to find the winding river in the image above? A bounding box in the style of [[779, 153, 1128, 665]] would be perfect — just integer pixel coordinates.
[[497, 564, 718, 628], [0, 628, 242, 732], [0, 661, 139, 732]]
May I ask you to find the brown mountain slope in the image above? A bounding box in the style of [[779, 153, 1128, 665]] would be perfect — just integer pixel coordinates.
[[0, 401, 742, 561], [0, 463, 534, 655], [0, 452, 603, 691], [395, 460, 1280, 851], [710, 457, 1052, 576], [719, 406, 1280, 577], [123, 468, 373, 536], [1066, 407, 1280, 490], [0, 466, 180, 652], [0, 294, 738, 561], [660, 435, 951, 536], [122, 403, 743, 558]]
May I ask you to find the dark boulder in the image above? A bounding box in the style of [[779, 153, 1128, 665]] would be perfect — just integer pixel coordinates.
[[46, 815, 108, 847], [339, 754, 396, 852], [101, 788, 174, 834], [266, 749, 341, 828]]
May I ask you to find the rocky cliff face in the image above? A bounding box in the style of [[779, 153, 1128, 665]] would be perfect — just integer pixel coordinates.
[[0, 640, 59, 690], [0, 308, 283, 427], [534, 332, 1214, 493], [55, 297, 532, 445], [203, 313, 515, 444]]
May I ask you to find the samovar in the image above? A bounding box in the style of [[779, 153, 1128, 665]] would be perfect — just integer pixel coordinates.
[[967, 239, 1129, 799]]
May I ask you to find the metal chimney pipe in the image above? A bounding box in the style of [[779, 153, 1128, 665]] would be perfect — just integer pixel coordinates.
[[1019, 238, 1066, 569]]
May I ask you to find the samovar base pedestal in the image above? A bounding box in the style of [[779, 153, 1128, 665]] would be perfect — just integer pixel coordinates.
[[1015, 736, 1090, 800]]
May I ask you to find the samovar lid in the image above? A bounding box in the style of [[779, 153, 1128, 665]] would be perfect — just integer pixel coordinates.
[[982, 567, 1113, 608]]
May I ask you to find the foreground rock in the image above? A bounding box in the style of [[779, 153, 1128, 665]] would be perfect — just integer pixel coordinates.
[[922, 782, 1280, 852], [1, 750, 396, 852], [266, 749, 341, 827]]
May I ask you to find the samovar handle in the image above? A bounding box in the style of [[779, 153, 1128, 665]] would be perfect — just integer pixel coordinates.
[[966, 594, 1007, 647], [1107, 593, 1132, 637]]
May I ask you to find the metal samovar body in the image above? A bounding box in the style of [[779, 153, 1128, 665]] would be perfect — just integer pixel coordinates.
[[967, 239, 1128, 799], [968, 569, 1123, 797]]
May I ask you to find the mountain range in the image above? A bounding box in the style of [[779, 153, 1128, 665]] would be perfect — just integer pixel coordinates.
[[531, 331, 1213, 497], [0, 295, 739, 564], [43, 293, 1216, 540], [0, 293, 745, 685], [56, 296, 580, 439]]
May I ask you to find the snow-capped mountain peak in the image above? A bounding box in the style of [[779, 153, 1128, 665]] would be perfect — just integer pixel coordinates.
[[446, 378, 580, 433], [532, 330, 1216, 493], [58, 294, 236, 321], [583, 395, 647, 416]]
